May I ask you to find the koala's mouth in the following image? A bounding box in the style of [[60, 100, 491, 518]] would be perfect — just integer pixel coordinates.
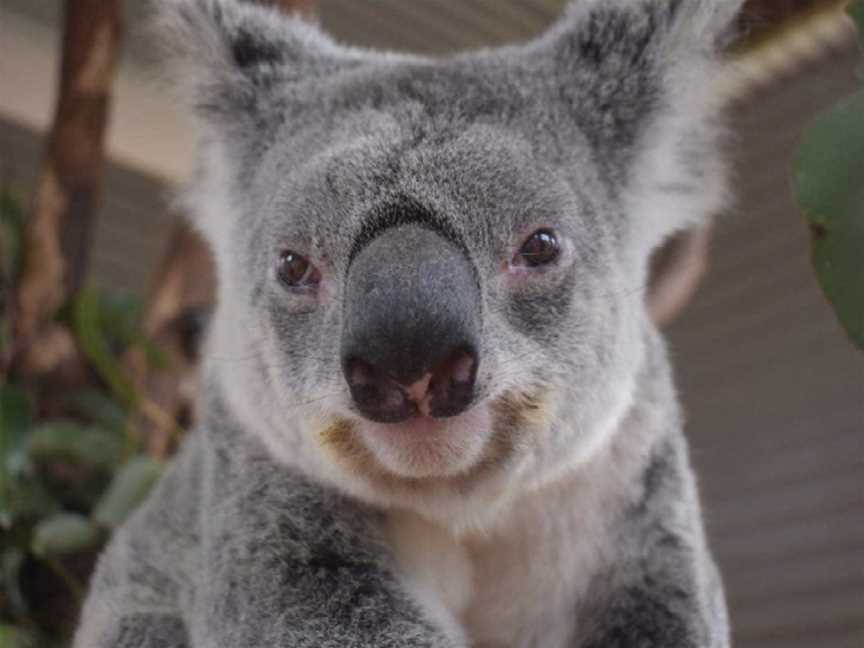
[[318, 388, 551, 484]]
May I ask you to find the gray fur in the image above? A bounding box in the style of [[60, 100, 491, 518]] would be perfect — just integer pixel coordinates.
[[76, 1, 742, 646]]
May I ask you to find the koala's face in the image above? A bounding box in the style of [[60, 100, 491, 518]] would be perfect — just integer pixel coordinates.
[[161, 0, 736, 530]]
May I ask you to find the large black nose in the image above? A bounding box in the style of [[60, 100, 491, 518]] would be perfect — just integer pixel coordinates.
[[341, 224, 481, 424]]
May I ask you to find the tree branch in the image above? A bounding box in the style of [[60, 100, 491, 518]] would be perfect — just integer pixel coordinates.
[[13, 0, 123, 375]]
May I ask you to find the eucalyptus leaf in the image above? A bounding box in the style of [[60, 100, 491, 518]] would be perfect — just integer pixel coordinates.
[[0, 623, 38, 648], [796, 92, 864, 348], [98, 291, 145, 344], [31, 512, 102, 556], [1, 548, 28, 617], [850, 0, 864, 41], [73, 287, 138, 407], [1, 476, 59, 529], [93, 456, 163, 529], [1, 385, 33, 468], [28, 421, 125, 471], [1, 387, 34, 523], [794, 3, 864, 349], [0, 192, 25, 282], [64, 389, 128, 433], [136, 334, 169, 370]]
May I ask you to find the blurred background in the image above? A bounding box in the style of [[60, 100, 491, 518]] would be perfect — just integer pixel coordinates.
[[1, 1, 862, 647]]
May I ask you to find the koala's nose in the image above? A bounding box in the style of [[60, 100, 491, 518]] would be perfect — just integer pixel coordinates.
[[341, 224, 481, 424]]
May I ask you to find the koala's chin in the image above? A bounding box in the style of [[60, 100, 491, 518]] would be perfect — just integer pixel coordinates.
[[351, 408, 495, 480]]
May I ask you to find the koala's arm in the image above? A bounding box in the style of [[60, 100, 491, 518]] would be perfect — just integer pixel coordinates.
[[192, 424, 461, 648], [76, 425, 457, 648], [573, 437, 729, 648], [73, 436, 204, 648]]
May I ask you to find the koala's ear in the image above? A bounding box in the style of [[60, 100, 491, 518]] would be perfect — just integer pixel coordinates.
[[154, 0, 362, 125], [537, 0, 745, 241], [542, 0, 744, 156]]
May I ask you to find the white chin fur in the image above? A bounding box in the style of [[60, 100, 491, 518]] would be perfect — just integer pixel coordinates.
[[358, 406, 493, 479]]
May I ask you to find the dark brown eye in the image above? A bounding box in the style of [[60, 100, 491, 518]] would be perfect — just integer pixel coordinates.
[[277, 251, 319, 288], [516, 229, 560, 268]]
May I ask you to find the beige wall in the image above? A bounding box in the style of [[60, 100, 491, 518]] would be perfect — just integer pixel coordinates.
[[668, 39, 864, 646]]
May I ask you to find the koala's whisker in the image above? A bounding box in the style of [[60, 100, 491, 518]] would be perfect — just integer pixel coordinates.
[[280, 390, 345, 412], [204, 347, 335, 368], [489, 349, 547, 372]]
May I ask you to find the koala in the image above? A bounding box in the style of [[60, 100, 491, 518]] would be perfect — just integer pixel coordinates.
[[75, 1, 743, 646]]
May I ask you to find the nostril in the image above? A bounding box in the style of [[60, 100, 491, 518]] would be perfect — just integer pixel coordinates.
[[344, 357, 416, 423], [343, 346, 478, 422], [431, 347, 478, 388], [346, 357, 376, 389], [449, 350, 477, 385], [429, 347, 478, 418]]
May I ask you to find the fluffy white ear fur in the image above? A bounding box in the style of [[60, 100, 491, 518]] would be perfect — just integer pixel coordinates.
[[631, 0, 744, 252], [555, 0, 746, 52], [544, 0, 745, 252], [153, 0, 361, 121], [152, 0, 357, 264]]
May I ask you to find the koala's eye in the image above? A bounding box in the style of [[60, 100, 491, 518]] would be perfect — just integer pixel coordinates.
[[515, 229, 560, 268], [277, 251, 320, 289]]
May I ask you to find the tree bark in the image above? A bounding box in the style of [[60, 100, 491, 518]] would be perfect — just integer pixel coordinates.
[[13, 0, 123, 376]]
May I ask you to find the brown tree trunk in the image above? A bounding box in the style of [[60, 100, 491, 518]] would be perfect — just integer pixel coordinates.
[[129, 0, 318, 457], [12, 0, 123, 377]]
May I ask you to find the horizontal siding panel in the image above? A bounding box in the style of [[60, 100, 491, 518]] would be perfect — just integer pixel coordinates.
[[715, 506, 864, 567], [740, 632, 864, 648], [731, 586, 864, 639], [709, 471, 862, 529], [697, 429, 864, 494], [726, 548, 863, 603]]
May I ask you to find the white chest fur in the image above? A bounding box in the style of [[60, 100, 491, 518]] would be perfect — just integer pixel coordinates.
[[385, 472, 619, 648]]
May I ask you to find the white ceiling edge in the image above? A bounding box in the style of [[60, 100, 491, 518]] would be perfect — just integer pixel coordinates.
[[0, 8, 194, 183]]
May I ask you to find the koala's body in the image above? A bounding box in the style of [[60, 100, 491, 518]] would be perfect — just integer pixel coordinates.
[[75, 1, 743, 646]]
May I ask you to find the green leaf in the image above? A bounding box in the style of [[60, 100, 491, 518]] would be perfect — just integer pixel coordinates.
[[72, 287, 138, 407], [1, 548, 28, 617], [0, 389, 60, 529], [1, 476, 59, 529], [136, 335, 169, 370], [0, 192, 25, 283], [28, 421, 125, 471], [0, 388, 34, 518], [850, 0, 864, 44], [1, 192, 26, 358], [0, 385, 33, 465], [64, 389, 128, 433], [98, 292, 144, 343], [0, 624, 39, 648], [31, 512, 102, 556], [92, 456, 162, 530], [796, 85, 864, 349]]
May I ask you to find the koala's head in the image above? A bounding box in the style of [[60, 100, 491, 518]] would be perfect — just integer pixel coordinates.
[[158, 0, 742, 531]]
